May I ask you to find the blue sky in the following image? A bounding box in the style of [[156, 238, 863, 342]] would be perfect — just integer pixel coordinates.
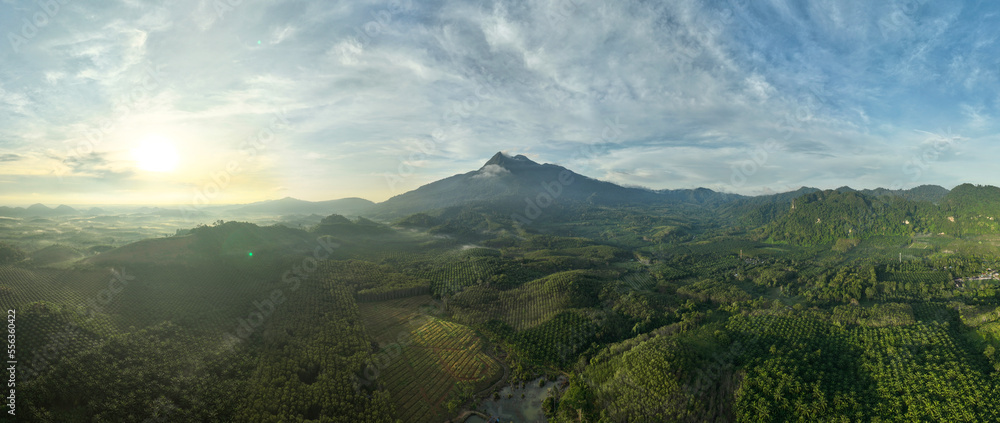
[[1, 0, 998, 205]]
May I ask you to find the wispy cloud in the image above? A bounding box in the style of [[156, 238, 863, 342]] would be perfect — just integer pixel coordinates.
[[1, 0, 999, 205], [47, 151, 134, 180]]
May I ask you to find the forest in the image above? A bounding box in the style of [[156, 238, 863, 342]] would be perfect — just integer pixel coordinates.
[[3, 185, 1000, 422]]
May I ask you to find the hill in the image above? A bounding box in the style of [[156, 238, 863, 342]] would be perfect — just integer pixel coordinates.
[[858, 185, 950, 203], [312, 214, 394, 237], [722, 185, 949, 230], [0, 242, 25, 264], [941, 184, 1000, 215], [27, 244, 85, 267], [759, 190, 932, 244], [26, 204, 53, 215], [758, 185, 1000, 245], [85, 221, 325, 266], [0, 204, 79, 217]]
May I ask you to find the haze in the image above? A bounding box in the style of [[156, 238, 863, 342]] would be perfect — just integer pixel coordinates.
[[5, 2, 1000, 422]]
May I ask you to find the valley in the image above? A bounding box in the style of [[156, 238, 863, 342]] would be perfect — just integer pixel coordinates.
[[2, 154, 1000, 422]]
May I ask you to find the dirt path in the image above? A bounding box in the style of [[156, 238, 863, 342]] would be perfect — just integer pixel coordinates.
[[479, 352, 509, 397], [449, 337, 510, 422], [446, 410, 489, 423]]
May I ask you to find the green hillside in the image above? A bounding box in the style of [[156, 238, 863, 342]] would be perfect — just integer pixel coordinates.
[[7, 179, 1000, 422]]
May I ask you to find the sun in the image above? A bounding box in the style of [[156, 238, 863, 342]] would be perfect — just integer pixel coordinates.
[[132, 134, 179, 173]]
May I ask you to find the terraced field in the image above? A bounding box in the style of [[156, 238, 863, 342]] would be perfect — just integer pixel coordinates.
[[358, 296, 504, 422]]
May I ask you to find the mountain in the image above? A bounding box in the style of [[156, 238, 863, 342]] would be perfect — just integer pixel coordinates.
[[236, 197, 375, 215], [53, 205, 78, 215], [0, 204, 81, 217], [481, 152, 540, 170], [26, 203, 53, 215], [371, 152, 737, 218]]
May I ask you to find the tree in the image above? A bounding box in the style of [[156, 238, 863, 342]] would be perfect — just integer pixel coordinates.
[[0, 242, 25, 264], [558, 375, 596, 422]]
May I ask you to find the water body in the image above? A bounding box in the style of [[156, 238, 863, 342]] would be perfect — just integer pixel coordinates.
[[469, 376, 566, 423]]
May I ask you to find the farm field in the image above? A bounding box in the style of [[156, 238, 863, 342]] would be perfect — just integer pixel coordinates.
[[0, 265, 113, 312], [359, 297, 504, 422]]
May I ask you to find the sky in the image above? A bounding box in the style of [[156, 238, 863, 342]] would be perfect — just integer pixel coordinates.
[[1, 0, 999, 206]]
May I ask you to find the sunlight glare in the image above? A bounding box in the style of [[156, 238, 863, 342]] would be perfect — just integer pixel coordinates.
[[132, 134, 180, 173]]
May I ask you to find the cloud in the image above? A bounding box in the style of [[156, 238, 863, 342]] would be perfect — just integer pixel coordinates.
[[1, 0, 999, 204], [48, 151, 134, 180], [0, 154, 21, 162], [472, 164, 510, 179]]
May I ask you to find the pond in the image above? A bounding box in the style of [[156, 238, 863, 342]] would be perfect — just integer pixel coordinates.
[[469, 376, 566, 423]]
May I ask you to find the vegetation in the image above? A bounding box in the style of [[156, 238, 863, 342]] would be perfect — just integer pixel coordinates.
[[0, 241, 25, 264], [6, 182, 1000, 422]]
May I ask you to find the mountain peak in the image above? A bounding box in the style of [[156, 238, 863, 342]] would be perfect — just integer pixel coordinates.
[[482, 152, 540, 170]]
